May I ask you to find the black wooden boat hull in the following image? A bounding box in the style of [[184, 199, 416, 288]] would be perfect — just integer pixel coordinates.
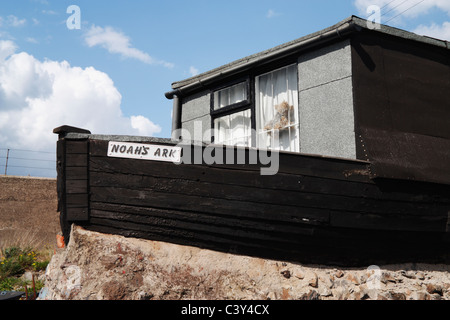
[[55, 129, 450, 266]]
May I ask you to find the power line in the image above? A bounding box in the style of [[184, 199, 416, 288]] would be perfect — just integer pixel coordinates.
[[0, 148, 55, 154], [365, 0, 402, 18], [381, 0, 410, 18], [381, 0, 404, 12], [1, 148, 56, 176], [1, 156, 56, 163], [6, 165, 55, 171], [385, 0, 427, 23]]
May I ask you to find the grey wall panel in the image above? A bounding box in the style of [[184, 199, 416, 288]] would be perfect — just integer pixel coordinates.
[[298, 40, 356, 159]]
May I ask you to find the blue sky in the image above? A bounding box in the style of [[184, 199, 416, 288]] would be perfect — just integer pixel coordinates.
[[1, 0, 449, 177]]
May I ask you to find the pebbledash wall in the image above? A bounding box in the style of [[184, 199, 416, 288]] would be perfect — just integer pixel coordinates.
[[180, 39, 356, 160]]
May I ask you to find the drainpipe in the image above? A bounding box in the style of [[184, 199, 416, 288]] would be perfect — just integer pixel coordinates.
[[170, 93, 182, 141]]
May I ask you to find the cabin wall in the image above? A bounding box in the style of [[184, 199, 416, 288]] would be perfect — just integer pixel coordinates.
[[297, 39, 356, 159], [351, 31, 450, 185], [178, 40, 356, 159], [180, 90, 211, 143]]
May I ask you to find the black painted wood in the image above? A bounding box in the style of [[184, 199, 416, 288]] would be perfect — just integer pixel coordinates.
[[54, 136, 449, 266], [62, 140, 89, 222]]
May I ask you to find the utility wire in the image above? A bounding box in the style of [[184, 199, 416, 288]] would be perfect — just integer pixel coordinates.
[[381, 0, 403, 12], [385, 0, 427, 23], [6, 165, 55, 171], [1, 148, 56, 175], [365, 0, 403, 18], [0, 148, 55, 154], [0, 156, 56, 162], [381, 0, 410, 17]]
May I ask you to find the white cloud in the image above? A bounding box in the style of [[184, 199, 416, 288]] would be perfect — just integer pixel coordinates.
[[266, 9, 281, 19], [131, 115, 161, 137], [25, 37, 39, 44], [6, 15, 26, 27], [84, 25, 174, 68], [0, 40, 17, 60], [354, 0, 450, 20], [414, 21, 450, 40], [41, 10, 58, 15], [0, 15, 27, 27], [353, 0, 450, 40], [189, 66, 199, 77], [0, 40, 162, 152]]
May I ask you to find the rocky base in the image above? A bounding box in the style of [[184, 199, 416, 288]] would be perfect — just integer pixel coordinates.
[[39, 225, 450, 300]]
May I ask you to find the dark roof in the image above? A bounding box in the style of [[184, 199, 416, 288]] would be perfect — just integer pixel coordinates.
[[166, 15, 449, 98]]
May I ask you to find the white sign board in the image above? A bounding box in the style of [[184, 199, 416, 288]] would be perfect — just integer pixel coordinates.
[[107, 141, 181, 163]]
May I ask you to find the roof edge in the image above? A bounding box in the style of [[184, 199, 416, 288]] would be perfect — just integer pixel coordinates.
[[167, 15, 449, 98]]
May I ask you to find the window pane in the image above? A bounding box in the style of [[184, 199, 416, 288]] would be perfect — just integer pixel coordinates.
[[256, 64, 299, 152], [229, 83, 246, 105], [214, 116, 229, 143], [214, 110, 251, 146], [214, 82, 247, 110]]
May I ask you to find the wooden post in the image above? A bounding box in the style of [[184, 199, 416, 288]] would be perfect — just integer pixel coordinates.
[[53, 125, 91, 243], [4, 148, 9, 175]]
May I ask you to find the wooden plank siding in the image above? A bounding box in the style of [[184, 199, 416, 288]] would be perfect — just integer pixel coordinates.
[[52, 137, 449, 265], [63, 140, 89, 222]]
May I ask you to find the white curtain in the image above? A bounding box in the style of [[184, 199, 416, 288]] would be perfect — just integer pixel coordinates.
[[256, 64, 299, 152], [214, 82, 246, 110], [214, 109, 251, 146]]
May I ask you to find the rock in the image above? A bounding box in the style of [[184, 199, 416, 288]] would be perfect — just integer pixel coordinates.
[[401, 270, 416, 279], [430, 294, 443, 300], [410, 291, 429, 300], [21, 271, 34, 282], [102, 280, 128, 300], [292, 267, 305, 280], [416, 272, 425, 280], [381, 272, 396, 284], [318, 286, 333, 297], [308, 272, 318, 288], [426, 284, 443, 296], [281, 287, 291, 300], [40, 225, 450, 301], [137, 291, 153, 300], [334, 270, 345, 278], [332, 287, 350, 300], [376, 293, 389, 300], [390, 292, 406, 300], [352, 284, 369, 300], [319, 275, 334, 289], [267, 292, 277, 300], [300, 290, 320, 300], [345, 273, 360, 285]]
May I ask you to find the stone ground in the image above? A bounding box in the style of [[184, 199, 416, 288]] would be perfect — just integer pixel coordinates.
[[40, 225, 450, 300]]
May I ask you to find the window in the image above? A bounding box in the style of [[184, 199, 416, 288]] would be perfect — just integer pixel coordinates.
[[210, 66, 299, 152], [214, 110, 251, 146], [213, 82, 247, 110], [211, 80, 252, 146], [255, 64, 299, 152]]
